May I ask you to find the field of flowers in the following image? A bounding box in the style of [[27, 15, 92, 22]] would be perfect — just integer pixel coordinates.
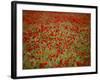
[[23, 10, 91, 69]]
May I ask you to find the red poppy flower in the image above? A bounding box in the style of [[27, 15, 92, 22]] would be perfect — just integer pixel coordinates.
[[39, 62, 48, 68]]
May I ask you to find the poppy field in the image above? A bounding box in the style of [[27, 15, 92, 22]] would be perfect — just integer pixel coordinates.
[[23, 10, 91, 69]]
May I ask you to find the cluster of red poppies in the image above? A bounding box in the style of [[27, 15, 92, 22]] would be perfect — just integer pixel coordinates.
[[23, 10, 91, 69]]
